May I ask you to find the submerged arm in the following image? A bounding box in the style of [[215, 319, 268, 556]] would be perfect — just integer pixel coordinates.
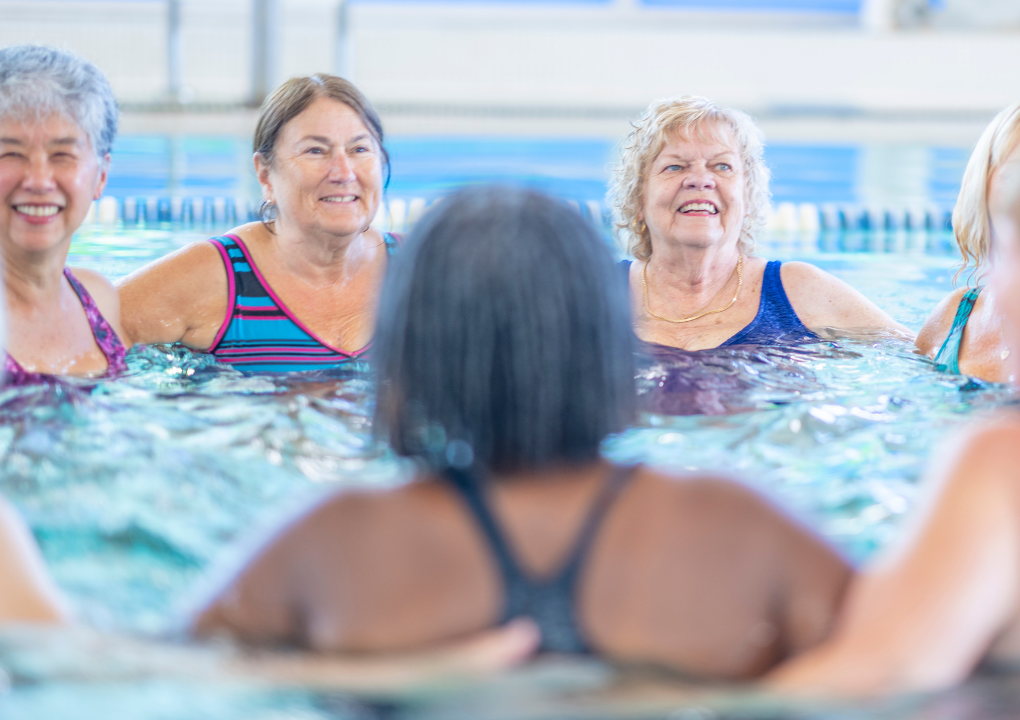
[[781, 261, 914, 340], [767, 414, 1020, 696], [0, 497, 67, 623]]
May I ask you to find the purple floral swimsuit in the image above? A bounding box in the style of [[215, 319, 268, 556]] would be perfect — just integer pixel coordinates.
[[3, 268, 129, 386]]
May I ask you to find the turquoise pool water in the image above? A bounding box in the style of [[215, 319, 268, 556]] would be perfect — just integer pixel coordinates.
[[2, 137, 1013, 718]]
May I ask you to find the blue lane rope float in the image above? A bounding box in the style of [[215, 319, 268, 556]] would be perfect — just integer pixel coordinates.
[[82, 196, 958, 243]]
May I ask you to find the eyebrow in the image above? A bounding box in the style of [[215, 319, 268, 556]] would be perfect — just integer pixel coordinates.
[[296, 134, 373, 145], [658, 151, 738, 163], [0, 137, 81, 146]]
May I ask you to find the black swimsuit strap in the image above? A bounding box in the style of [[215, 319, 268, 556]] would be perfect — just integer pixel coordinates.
[[445, 462, 639, 653]]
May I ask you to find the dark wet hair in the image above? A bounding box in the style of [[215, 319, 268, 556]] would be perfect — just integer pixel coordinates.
[[374, 186, 636, 475]]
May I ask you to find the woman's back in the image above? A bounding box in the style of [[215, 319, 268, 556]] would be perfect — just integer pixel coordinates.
[[193, 462, 849, 679]]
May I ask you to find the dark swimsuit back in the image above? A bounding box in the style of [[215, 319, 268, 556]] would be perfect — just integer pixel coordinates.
[[445, 463, 638, 654], [933, 287, 981, 374], [619, 259, 819, 346]]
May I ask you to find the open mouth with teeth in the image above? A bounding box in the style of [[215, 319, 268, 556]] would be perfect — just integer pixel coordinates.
[[678, 201, 719, 215], [13, 204, 63, 220], [322, 195, 357, 204], [15, 204, 62, 217]]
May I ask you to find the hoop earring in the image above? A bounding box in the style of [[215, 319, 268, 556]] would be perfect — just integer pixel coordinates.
[[632, 218, 646, 235], [258, 200, 277, 234]]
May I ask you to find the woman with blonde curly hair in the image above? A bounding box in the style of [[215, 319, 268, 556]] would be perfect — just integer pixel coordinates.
[[609, 96, 904, 350], [915, 103, 1020, 382]]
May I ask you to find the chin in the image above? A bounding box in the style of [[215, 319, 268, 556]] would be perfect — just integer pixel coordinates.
[[6, 231, 69, 253]]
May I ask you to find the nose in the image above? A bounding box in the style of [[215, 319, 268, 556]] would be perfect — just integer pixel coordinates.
[[682, 165, 716, 191], [328, 152, 357, 184], [21, 154, 58, 193]]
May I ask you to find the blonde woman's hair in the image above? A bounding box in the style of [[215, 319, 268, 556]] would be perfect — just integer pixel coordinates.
[[953, 102, 1020, 283], [608, 96, 770, 260]]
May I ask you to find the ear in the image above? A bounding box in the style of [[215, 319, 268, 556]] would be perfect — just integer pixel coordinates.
[[92, 154, 111, 200], [254, 152, 274, 203]]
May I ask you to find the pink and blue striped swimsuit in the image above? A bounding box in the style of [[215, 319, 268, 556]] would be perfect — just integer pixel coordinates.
[[3, 268, 129, 386], [207, 233, 398, 372]]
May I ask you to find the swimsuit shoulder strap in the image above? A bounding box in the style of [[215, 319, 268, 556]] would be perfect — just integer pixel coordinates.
[[933, 286, 982, 375], [552, 463, 637, 590], [721, 260, 816, 347], [384, 232, 401, 255], [758, 260, 801, 321], [445, 462, 638, 654], [62, 268, 129, 375]]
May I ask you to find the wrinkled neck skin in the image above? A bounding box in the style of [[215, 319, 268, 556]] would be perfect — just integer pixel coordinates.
[[645, 232, 743, 301], [267, 213, 378, 289], [2, 238, 72, 310]]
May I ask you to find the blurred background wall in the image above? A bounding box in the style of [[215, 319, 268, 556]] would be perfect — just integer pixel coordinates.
[[1, 0, 1016, 223], [1, 0, 1017, 140]]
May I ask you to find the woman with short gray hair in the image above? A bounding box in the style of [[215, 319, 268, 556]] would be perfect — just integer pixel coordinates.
[[0, 45, 130, 383], [609, 96, 906, 350]]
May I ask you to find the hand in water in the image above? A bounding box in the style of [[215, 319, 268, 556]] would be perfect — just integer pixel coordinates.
[[234, 618, 541, 692]]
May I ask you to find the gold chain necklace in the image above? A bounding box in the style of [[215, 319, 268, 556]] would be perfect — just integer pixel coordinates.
[[642, 255, 743, 324]]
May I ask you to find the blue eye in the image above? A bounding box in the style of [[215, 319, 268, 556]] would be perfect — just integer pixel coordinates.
[[352, 145, 369, 154], [307, 147, 325, 155], [717, 163, 732, 171], [665, 164, 681, 172]]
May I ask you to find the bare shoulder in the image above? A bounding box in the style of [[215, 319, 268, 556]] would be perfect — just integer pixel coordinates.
[[780, 261, 865, 303], [638, 466, 794, 531], [117, 238, 224, 288], [66, 266, 118, 311], [779, 261, 908, 336], [66, 266, 131, 345], [116, 238, 230, 347], [915, 287, 969, 356]]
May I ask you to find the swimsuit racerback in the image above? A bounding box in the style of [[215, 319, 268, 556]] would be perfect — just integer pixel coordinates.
[[3, 268, 129, 386], [933, 286, 981, 374], [445, 463, 638, 653], [207, 233, 399, 372], [619, 259, 819, 347]]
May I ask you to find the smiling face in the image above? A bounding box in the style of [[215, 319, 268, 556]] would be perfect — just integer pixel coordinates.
[[257, 97, 383, 241], [0, 113, 108, 256], [641, 121, 746, 255]]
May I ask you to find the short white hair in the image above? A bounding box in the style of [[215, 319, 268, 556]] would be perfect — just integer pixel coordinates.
[[608, 95, 771, 260], [0, 45, 118, 163]]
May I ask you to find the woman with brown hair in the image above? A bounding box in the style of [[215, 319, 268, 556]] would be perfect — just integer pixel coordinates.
[[118, 74, 397, 372], [915, 102, 1020, 383]]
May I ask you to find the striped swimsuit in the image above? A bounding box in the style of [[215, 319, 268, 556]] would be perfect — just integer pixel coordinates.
[[207, 233, 398, 372]]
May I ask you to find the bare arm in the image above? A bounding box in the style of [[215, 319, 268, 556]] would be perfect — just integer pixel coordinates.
[[915, 288, 967, 357], [768, 414, 1020, 696], [780, 261, 913, 340], [0, 497, 67, 623], [116, 241, 228, 349]]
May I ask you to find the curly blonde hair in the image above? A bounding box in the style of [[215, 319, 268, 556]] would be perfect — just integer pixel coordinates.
[[952, 102, 1020, 284], [608, 96, 770, 260]]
